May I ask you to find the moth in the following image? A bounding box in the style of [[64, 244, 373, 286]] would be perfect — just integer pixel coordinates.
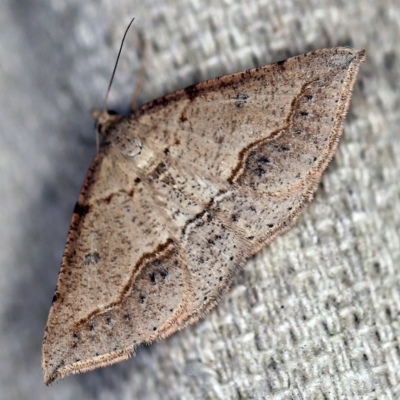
[[42, 42, 365, 384]]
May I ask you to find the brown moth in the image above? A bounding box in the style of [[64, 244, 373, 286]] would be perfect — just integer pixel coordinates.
[[42, 46, 365, 384]]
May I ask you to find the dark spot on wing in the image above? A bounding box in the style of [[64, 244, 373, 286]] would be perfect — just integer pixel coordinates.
[[83, 251, 100, 265], [73, 202, 90, 218], [235, 92, 249, 108], [184, 84, 201, 101], [52, 292, 59, 304], [160, 270, 168, 279]]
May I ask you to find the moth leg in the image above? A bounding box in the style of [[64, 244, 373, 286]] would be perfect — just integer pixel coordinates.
[[129, 31, 147, 112]]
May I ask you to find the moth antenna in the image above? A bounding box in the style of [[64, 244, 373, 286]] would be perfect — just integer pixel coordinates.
[[103, 17, 135, 112]]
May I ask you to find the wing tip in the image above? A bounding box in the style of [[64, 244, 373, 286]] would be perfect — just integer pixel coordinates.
[[42, 347, 136, 385]]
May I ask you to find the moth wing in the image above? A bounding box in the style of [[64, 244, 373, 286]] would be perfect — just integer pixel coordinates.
[[131, 47, 365, 321], [42, 150, 195, 384], [136, 48, 365, 196]]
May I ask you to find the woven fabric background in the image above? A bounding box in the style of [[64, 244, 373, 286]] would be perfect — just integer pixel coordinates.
[[1, 0, 399, 399]]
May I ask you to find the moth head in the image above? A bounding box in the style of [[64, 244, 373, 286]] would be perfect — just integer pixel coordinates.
[[91, 109, 123, 138]]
